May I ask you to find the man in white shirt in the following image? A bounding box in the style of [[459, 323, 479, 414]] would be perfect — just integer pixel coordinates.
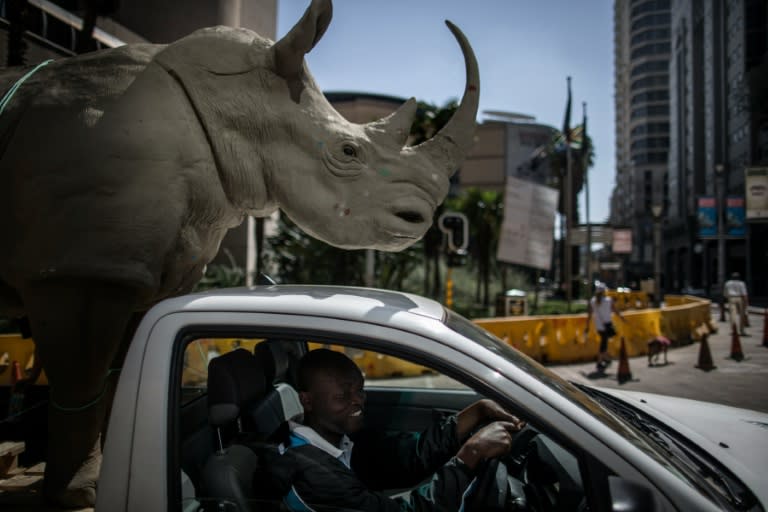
[[724, 272, 749, 335], [272, 348, 525, 511]]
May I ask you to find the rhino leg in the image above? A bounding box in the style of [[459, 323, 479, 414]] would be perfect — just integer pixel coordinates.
[[21, 279, 140, 508]]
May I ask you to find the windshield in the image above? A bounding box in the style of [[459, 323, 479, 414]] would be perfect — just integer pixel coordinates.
[[444, 309, 722, 496]]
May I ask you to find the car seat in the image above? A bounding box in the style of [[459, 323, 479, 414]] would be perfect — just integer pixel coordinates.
[[201, 346, 303, 511]]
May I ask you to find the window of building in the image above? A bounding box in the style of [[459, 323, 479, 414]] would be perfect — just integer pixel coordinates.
[[631, 104, 669, 119], [631, 27, 671, 47], [631, 137, 670, 151], [631, 89, 669, 105], [631, 74, 669, 90], [633, 151, 668, 164], [631, 60, 669, 76], [631, 122, 669, 136], [631, 13, 671, 32], [631, 0, 671, 18], [631, 42, 671, 59]]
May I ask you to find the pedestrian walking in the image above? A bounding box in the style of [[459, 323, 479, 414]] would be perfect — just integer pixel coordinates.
[[724, 272, 749, 335], [585, 283, 627, 372]]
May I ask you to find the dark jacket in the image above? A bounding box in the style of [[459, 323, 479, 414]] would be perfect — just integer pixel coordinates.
[[260, 415, 481, 511]]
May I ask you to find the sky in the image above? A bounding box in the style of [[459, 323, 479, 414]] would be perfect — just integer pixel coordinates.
[[276, 0, 616, 224]]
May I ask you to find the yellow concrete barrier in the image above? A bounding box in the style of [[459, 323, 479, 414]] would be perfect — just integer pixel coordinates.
[[474, 294, 712, 364], [307, 342, 435, 379], [0, 334, 47, 386]]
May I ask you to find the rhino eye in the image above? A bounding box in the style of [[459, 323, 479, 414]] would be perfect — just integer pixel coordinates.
[[342, 144, 357, 157]]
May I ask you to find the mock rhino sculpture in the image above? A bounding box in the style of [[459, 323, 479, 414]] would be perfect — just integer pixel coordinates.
[[0, 0, 479, 506]]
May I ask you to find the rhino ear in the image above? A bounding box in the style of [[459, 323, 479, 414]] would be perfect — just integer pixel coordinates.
[[271, 0, 332, 100]]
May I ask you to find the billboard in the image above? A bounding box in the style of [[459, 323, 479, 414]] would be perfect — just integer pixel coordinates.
[[697, 196, 717, 238], [745, 167, 768, 220], [612, 229, 632, 254], [497, 176, 558, 270]]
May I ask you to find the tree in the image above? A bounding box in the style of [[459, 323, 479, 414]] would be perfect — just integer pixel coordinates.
[[409, 99, 459, 299], [266, 214, 366, 286], [543, 125, 595, 219], [194, 249, 245, 290], [447, 188, 504, 307]]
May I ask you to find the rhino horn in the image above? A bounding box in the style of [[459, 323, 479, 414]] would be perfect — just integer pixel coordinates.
[[413, 20, 480, 175], [271, 0, 333, 100], [368, 97, 418, 147]]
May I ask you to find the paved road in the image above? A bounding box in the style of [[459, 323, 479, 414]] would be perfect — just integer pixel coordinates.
[[550, 307, 768, 413]]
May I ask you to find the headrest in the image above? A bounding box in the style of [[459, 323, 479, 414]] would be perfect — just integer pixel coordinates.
[[207, 348, 268, 427], [253, 341, 303, 386]]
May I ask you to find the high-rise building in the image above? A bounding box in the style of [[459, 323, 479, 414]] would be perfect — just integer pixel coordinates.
[[666, 0, 768, 298], [612, 0, 672, 286]]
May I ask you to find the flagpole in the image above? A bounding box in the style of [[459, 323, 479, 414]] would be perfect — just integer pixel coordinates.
[[564, 77, 573, 312], [584, 102, 592, 297]]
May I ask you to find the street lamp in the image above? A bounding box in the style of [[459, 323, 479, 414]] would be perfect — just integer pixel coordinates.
[[715, 163, 726, 306], [651, 204, 664, 307]]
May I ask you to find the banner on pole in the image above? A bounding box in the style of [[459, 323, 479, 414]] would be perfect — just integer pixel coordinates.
[[697, 196, 717, 238], [726, 196, 745, 236], [497, 176, 558, 270]]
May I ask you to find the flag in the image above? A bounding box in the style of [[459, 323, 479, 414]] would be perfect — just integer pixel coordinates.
[[562, 76, 572, 143], [581, 101, 589, 165]]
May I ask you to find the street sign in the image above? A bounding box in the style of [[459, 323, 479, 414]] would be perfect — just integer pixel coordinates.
[[570, 225, 613, 246], [745, 167, 768, 220], [612, 229, 632, 254]]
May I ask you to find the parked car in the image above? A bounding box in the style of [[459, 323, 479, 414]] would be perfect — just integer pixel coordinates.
[[98, 285, 766, 511]]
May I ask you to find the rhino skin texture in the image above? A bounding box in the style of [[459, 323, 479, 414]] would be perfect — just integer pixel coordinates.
[[0, 0, 479, 507]]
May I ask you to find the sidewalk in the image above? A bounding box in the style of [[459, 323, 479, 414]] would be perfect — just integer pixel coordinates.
[[549, 308, 768, 413]]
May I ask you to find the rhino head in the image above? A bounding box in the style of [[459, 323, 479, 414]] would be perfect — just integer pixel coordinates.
[[158, 0, 479, 252]]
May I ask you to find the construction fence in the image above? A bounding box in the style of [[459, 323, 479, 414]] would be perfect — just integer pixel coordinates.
[[474, 294, 715, 364]]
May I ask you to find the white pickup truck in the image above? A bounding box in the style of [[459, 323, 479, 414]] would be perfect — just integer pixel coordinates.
[[90, 285, 766, 511]]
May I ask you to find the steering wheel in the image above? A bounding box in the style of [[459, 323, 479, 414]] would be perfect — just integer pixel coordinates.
[[503, 425, 540, 472]]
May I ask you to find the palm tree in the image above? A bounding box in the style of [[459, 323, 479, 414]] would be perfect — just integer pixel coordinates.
[[408, 99, 459, 299], [449, 188, 504, 307], [544, 125, 594, 218], [542, 125, 594, 296]]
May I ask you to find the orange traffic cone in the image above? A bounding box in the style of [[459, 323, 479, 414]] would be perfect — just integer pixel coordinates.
[[762, 309, 768, 348], [695, 334, 717, 371], [730, 324, 745, 361], [617, 337, 632, 384]]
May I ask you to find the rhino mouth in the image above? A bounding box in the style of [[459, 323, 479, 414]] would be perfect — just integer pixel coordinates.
[[395, 211, 426, 224]]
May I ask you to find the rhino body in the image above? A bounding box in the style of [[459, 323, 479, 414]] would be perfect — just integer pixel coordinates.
[[0, 0, 479, 506]]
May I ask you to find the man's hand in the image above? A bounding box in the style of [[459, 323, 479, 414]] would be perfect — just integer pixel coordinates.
[[456, 399, 524, 440], [456, 421, 523, 470]]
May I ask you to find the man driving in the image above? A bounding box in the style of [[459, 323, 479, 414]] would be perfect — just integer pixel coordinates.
[[266, 348, 525, 511]]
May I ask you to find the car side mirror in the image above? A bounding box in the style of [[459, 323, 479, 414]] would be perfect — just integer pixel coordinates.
[[609, 476, 656, 512]]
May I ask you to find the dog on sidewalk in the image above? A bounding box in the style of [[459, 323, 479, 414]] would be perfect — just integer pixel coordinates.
[[647, 335, 671, 366]]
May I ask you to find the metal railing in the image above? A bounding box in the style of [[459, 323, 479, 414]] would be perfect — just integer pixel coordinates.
[[0, 0, 125, 56]]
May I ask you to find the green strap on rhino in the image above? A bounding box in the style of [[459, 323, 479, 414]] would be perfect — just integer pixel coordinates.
[[0, 59, 53, 116]]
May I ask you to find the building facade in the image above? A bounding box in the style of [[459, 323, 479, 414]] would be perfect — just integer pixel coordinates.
[[611, 0, 672, 288], [666, 0, 768, 298]]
